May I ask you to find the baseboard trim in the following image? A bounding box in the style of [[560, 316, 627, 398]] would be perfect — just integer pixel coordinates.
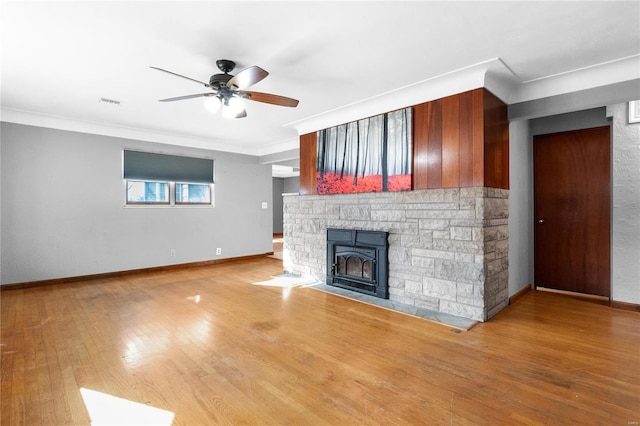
[[509, 283, 532, 305], [1, 253, 274, 291], [610, 300, 640, 312]]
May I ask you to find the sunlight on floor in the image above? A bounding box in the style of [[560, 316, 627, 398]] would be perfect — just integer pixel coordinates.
[[252, 276, 317, 288], [252, 276, 317, 300], [80, 388, 175, 425], [186, 294, 201, 303]]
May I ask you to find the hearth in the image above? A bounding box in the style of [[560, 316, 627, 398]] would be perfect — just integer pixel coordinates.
[[326, 228, 389, 299]]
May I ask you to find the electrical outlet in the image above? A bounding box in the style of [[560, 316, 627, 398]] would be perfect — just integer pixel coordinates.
[[170, 249, 176, 257], [216, 248, 222, 255], [261, 202, 268, 209]]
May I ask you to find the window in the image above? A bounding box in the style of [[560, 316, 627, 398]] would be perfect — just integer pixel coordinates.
[[123, 150, 215, 207], [126, 180, 170, 204], [124, 181, 213, 206], [175, 183, 211, 205]]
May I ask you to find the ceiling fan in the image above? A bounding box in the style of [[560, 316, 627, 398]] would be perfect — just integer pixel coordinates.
[[150, 59, 299, 119]]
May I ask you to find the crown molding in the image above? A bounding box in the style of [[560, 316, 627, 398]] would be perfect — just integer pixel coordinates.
[[509, 55, 640, 104], [258, 148, 300, 165], [287, 55, 639, 137], [509, 79, 640, 121], [0, 108, 259, 156], [285, 58, 518, 136], [253, 137, 300, 157], [484, 58, 522, 104]]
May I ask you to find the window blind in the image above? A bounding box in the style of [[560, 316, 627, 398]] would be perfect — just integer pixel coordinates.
[[123, 150, 214, 184]]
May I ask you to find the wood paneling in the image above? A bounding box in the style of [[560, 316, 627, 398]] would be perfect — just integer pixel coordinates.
[[483, 89, 509, 189], [298, 132, 317, 195], [412, 88, 508, 190], [458, 90, 474, 187], [2, 257, 639, 424], [413, 101, 443, 189], [412, 102, 429, 189], [425, 101, 443, 188], [442, 94, 460, 188], [301, 88, 509, 193], [472, 89, 486, 186]]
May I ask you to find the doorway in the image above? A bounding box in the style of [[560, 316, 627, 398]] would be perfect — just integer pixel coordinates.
[[533, 126, 611, 297]]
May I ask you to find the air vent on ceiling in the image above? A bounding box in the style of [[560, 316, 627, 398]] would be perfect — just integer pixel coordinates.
[[99, 97, 121, 106]]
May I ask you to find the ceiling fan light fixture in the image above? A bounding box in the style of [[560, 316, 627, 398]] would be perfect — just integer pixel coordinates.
[[151, 59, 299, 119], [220, 97, 244, 119], [204, 96, 221, 114], [222, 104, 237, 119], [228, 97, 244, 114]]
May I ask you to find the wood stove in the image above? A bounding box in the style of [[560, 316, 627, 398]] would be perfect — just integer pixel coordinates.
[[326, 228, 389, 299]]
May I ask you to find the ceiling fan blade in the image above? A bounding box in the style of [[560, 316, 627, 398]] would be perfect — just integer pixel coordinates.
[[241, 91, 299, 107], [150, 66, 209, 87], [226, 66, 268, 89], [158, 93, 211, 102]]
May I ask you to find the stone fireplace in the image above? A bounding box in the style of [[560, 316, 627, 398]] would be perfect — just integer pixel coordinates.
[[326, 228, 389, 299], [286, 89, 510, 322], [282, 187, 509, 322]]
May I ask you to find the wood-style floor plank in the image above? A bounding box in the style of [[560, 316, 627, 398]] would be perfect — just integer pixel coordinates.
[[2, 257, 639, 425]]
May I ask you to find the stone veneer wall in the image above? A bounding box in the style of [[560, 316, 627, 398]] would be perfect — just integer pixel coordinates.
[[282, 188, 509, 321]]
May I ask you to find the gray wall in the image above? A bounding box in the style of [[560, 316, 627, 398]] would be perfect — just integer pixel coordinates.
[[272, 176, 299, 234], [0, 128, 2, 284], [272, 178, 284, 233], [508, 119, 534, 296], [1, 122, 273, 284], [607, 102, 640, 304], [283, 177, 299, 194], [530, 107, 610, 136]]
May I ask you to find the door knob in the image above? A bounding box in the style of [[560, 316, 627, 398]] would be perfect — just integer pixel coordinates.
[[538, 219, 545, 224]]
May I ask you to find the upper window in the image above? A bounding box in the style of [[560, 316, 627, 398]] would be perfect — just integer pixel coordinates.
[[126, 180, 170, 204], [123, 150, 214, 207], [175, 183, 211, 205]]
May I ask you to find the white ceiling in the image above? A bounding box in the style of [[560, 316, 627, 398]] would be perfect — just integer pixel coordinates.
[[2, 1, 639, 160]]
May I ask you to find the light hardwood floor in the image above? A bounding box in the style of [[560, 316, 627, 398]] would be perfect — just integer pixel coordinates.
[[2, 257, 639, 425]]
